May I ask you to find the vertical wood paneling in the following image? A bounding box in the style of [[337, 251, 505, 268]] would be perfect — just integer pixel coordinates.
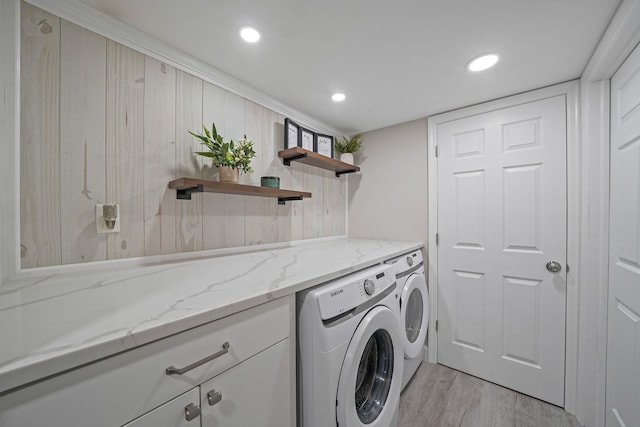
[[274, 114, 294, 243], [106, 41, 145, 260], [60, 20, 107, 264], [222, 91, 246, 248], [244, 100, 265, 245], [289, 162, 307, 241], [175, 70, 203, 252], [303, 167, 325, 239], [323, 170, 346, 236], [143, 57, 176, 256], [261, 108, 279, 244], [20, 3, 61, 268], [20, 7, 348, 268], [201, 82, 226, 250], [0, 0, 20, 283]]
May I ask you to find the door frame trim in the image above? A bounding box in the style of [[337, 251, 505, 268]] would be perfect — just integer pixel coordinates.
[[577, 2, 640, 426], [426, 80, 580, 410]]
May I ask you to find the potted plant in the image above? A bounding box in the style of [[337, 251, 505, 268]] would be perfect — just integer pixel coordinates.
[[334, 133, 363, 165], [189, 122, 255, 183]]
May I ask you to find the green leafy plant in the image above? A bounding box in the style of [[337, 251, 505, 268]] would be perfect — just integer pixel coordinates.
[[189, 122, 256, 173], [334, 133, 363, 155]]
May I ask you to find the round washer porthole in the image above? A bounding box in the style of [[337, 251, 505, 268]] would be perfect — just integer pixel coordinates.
[[400, 273, 429, 359], [405, 287, 423, 343], [355, 329, 394, 423], [336, 306, 403, 427]]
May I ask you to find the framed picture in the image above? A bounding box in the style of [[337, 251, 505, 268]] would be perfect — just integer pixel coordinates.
[[300, 127, 315, 152], [284, 118, 301, 149], [315, 133, 333, 158]]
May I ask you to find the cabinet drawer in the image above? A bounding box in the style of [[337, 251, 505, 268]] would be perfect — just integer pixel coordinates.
[[0, 297, 289, 427], [122, 388, 200, 427]]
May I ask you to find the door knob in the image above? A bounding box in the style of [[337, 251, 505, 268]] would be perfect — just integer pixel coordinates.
[[546, 261, 562, 273]]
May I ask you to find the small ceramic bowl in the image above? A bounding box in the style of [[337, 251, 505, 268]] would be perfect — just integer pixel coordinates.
[[261, 176, 280, 189]]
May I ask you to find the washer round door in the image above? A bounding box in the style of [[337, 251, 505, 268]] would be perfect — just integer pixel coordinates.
[[336, 306, 404, 427], [400, 273, 429, 359]]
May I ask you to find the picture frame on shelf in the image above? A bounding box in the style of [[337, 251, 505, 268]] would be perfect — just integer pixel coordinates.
[[284, 118, 301, 149], [300, 127, 315, 152], [315, 133, 333, 158]]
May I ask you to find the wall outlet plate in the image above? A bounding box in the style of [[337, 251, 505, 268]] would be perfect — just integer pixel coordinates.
[[96, 204, 120, 233]]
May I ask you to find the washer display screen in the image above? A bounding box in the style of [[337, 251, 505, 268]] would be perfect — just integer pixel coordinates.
[[355, 329, 394, 423]]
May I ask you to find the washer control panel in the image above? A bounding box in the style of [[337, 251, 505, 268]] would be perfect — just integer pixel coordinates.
[[385, 250, 424, 277], [315, 264, 395, 321], [363, 279, 376, 295]]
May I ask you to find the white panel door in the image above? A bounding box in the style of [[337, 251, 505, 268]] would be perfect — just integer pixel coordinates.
[[437, 95, 567, 406], [606, 42, 640, 427]]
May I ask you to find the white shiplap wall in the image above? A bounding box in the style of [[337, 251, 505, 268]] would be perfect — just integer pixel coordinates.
[[20, 2, 346, 269]]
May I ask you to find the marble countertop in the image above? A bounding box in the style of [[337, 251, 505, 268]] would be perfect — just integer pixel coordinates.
[[0, 238, 422, 395]]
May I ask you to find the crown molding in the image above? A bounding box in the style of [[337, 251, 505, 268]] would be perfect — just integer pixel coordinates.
[[583, 0, 640, 81]]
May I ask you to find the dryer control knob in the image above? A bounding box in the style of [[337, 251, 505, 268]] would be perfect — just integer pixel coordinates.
[[406, 256, 414, 267], [364, 279, 376, 296]]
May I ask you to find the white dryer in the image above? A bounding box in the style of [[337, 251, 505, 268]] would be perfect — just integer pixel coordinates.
[[385, 250, 429, 390], [297, 264, 404, 427]]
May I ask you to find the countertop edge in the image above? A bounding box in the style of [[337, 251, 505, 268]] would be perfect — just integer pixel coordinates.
[[0, 240, 423, 395]]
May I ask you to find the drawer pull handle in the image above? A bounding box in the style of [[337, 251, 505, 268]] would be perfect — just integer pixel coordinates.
[[166, 341, 230, 375], [207, 390, 223, 406], [184, 403, 201, 421]]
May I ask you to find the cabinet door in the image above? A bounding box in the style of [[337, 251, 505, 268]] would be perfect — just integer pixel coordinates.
[[200, 339, 291, 427], [123, 388, 200, 427]]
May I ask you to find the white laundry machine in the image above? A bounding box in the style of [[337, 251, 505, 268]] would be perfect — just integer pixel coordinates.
[[385, 250, 429, 390], [297, 264, 404, 427]]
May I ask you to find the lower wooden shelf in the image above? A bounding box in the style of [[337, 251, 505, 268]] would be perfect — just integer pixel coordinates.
[[168, 177, 311, 205]]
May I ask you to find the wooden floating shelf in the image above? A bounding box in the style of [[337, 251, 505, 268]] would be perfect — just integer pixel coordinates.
[[278, 147, 360, 177], [168, 177, 311, 205]]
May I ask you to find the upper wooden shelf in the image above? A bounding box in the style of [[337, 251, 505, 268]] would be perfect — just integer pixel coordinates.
[[168, 177, 311, 205], [278, 147, 360, 177]]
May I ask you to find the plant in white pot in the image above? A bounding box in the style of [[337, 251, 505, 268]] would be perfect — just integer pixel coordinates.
[[334, 133, 363, 165], [189, 122, 255, 183]]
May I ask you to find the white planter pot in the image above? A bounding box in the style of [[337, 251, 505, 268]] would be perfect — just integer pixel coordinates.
[[219, 166, 239, 183], [339, 153, 354, 165]]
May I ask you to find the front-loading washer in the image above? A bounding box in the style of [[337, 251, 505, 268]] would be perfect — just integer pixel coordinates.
[[297, 264, 404, 427], [385, 250, 429, 390]]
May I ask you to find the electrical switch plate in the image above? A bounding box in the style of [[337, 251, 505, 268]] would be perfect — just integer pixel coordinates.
[[96, 204, 120, 233]]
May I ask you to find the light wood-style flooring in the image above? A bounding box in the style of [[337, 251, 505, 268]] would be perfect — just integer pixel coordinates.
[[398, 362, 582, 427]]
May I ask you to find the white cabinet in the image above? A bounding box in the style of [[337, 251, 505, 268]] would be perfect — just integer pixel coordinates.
[[123, 340, 292, 427], [200, 340, 291, 427], [0, 297, 294, 427]]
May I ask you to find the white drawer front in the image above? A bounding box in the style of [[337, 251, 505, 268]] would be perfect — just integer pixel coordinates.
[[0, 297, 289, 427], [122, 388, 201, 427]]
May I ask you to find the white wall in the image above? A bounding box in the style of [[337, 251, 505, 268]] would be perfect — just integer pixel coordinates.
[[347, 118, 428, 245]]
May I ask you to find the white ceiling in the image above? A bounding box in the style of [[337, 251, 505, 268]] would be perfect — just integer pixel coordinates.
[[77, 0, 621, 134]]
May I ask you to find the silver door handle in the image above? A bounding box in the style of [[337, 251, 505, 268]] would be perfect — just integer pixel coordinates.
[[207, 390, 223, 406], [166, 342, 230, 375], [546, 261, 562, 273], [184, 403, 201, 421]]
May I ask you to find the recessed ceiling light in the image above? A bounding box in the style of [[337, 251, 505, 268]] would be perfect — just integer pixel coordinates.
[[466, 53, 500, 72], [332, 93, 346, 102], [240, 26, 260, 43]]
